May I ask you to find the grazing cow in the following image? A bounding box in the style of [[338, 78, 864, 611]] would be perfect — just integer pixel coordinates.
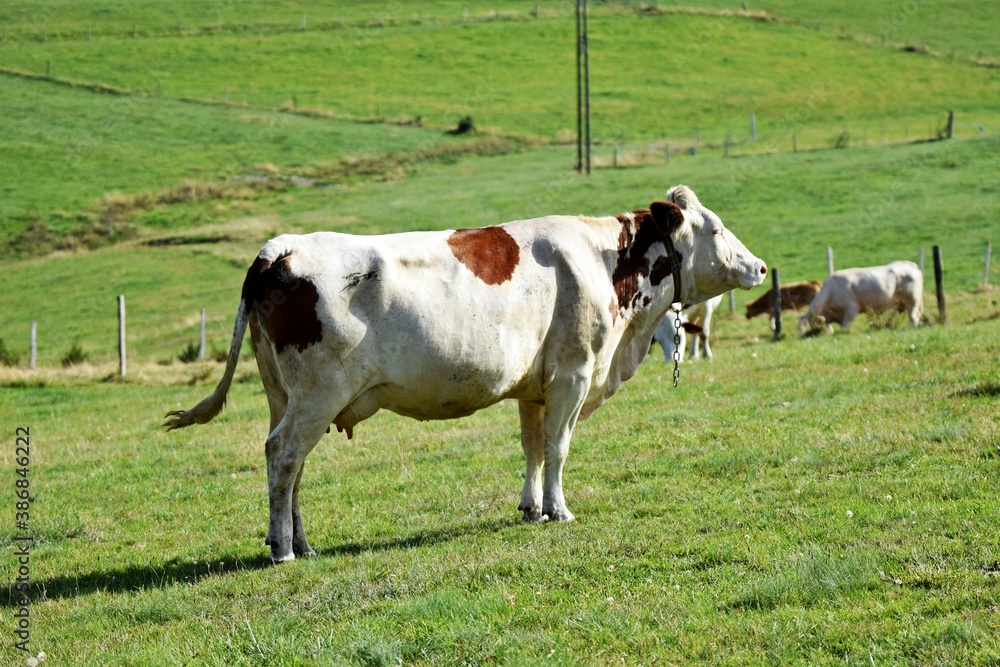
[[745, 280, 822, 331], [652, 294, 724, 362], [165, 185, 767, 562], [798, 261, 923, 333]]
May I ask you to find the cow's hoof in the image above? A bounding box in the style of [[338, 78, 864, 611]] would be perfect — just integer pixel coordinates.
[[520, 508, 546, 523], [544, 508, 575, 522], [270, 551, 295, 564], [294, 546, 318, 558]]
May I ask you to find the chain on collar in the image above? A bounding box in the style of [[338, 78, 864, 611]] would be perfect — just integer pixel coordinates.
[[670, 302, 682, 387], [656, 224, 684, 388]]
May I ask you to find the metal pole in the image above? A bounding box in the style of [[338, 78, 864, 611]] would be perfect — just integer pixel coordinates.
[[199, 308, 207, 361], [728, 290, 735, 314], [827, 246, 835, 276], [118, 295, 127, 377], [575, 0, 582, 172], [583, 0, 591, 176], [771, 268, 782, 339], [983, 242, 992, 287], [29, 321, 36, 370], [933, 245, 946, 324]]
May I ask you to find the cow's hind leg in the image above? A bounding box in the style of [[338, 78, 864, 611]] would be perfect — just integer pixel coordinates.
[[265, 407, 333, 563], [518, 401, 545, 522], [291, 461, 315, 557]]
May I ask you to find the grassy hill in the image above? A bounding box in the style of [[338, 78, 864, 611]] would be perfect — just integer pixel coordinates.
[[2, 8, 996, 143]]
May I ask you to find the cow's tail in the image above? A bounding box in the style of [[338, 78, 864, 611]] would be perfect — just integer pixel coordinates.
[[163, 298, 250, 431]]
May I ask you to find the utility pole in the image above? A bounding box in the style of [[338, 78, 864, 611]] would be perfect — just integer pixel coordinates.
[[575, 1, 583, 172], [583, 0, 591, 175]]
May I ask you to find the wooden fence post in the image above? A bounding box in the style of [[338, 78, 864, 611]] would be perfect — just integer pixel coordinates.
[[728, 290, 735, 315], [827, 247, 834, 276], [750, 112, 756, 141], [918, 246, 925, 275], [932, 246, 946, 324], [29, 321, 36, 370], [199, 308, 207, 361], [772, 268, 782, 339], [983, 242, 992, 287], [118, 295, 127, 377], [946, 110, 954, 139]]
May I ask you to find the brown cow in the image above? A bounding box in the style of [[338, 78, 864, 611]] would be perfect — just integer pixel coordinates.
[[745, 280, 821, 331]]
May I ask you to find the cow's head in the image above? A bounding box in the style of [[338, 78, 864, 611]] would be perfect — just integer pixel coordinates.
[[665, 185, 767, 304]]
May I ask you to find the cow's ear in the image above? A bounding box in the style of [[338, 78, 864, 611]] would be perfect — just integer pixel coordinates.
[[649, 200, 685, 235], [665, 185, 699, 211]]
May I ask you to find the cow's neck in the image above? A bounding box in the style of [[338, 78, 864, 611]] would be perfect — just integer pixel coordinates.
[[600, 211, 685, 401]]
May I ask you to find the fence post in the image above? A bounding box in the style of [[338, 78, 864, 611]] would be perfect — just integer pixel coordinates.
[[750, 112, 756, 141], [918, 246, 925, 275], [199, 308, 207, 361], [728, 290, 735, 314], [29, 321, 36, 370], [827, 246, 834, 276], [932, 245, 946, 324], [118, 295, 127, 377], [946, 110, 954, 139], [983, 242, 992, 287], [665, 144, 670, 164], [771, 268, 782, 339]]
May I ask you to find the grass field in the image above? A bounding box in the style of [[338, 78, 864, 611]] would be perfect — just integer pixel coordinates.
[[2, 292, 998, 665], [1, 0, 999, 664]]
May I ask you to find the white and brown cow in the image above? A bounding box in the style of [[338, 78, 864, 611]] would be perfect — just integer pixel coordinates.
[[652, 294, 724, 362], [745, 280, 822, 331], [165, 185, 767, 562], [798, 261, 923, 333]]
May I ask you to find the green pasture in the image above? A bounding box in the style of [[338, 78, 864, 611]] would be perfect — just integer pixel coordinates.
[[1, 291, 998, 665], [1, 0, 997, 60], [1, 133, 997, 368], [3, 9, 997, 144], [0, 74, 460, 239]]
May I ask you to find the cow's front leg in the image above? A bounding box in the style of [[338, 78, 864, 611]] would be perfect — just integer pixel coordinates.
[[541, 377, 588, 522], [517, 400, 545, 522]]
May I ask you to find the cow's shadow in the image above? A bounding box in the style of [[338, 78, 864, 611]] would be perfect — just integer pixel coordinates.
[[1, 517, 517, 608]]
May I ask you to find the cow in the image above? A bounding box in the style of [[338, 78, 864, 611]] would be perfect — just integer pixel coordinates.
[[164, 185, 767, 563], [798, 261, 923, 334], [652, 294, 724, 362], [745, 280, 822, 331]]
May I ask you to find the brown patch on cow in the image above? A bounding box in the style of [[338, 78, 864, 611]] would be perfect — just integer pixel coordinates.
[[611, 202, 684, 317], [447, 226, 520, 285], [242, 253, 323, 354]]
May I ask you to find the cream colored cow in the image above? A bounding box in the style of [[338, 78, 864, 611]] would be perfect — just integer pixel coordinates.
[[165, 185, 767, 563], [798, 261, 923, 333]]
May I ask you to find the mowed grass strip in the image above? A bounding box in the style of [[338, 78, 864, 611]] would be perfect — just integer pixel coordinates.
[[3, 11, 997, 142], [1, 291, 997, 665]]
